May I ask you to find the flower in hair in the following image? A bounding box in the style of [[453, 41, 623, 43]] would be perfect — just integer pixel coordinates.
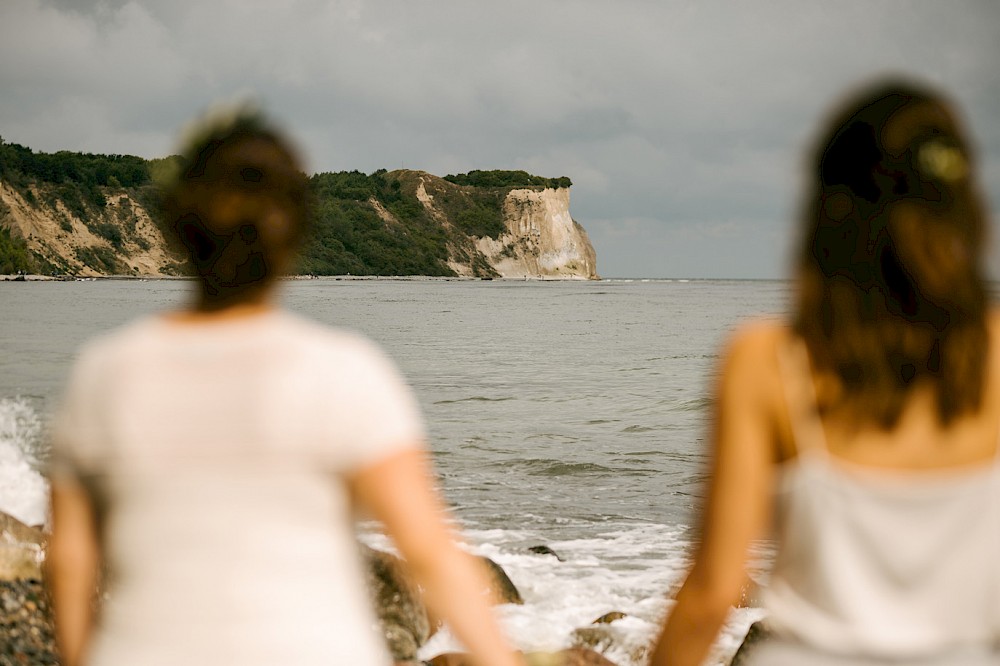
[[917, 140, 967, 182]]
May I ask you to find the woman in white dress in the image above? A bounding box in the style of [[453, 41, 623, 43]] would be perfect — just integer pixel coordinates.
[[651, 80, 1000, 665], [46, 109, 525, 666]]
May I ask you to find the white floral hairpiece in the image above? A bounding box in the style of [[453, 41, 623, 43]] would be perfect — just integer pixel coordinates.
[[917, 140, 968, 182]]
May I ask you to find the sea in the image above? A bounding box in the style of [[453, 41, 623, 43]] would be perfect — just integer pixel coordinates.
[[0, 277, 789, 665]]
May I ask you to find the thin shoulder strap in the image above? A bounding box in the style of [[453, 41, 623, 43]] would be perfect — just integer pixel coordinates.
[[777, 336, 830, 457], [994, 404, 1000, 466]]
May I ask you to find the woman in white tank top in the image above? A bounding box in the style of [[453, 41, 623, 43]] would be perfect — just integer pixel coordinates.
[[650, 80, 1000, 665]]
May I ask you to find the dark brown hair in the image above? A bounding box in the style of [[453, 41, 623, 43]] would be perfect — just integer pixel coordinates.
[[794, 79, 989, 428], [162, 109, 310, 310]]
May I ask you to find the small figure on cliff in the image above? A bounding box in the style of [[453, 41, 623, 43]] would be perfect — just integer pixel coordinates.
[[46, 106, 524, 666], [651, 79, 1000, 665]]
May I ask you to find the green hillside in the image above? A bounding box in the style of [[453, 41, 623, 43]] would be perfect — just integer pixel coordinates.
[[0, 138, 572, 277]]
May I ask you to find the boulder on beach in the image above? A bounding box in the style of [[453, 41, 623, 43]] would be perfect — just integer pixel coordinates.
[[591, 611, 627, 625], [361, 545, 525, 661], [0, 512, 58, 663], [362, 545, 431, 662], [428, 648, 618, 666], [570, 623, 648, 666], [0, 520, 532, 665], [729, 620, 770, 666], [0, 511, 47, 582], [527, 545, 565, 562], [544, 647, 619, 666], [478, 555, 523, 605]]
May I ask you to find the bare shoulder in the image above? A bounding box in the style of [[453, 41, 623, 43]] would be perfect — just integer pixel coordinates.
[[716, 318, 794, 460], [987, 308, 1000, 337], [716, 319, 791, 417], [722, 318, 789, 369]]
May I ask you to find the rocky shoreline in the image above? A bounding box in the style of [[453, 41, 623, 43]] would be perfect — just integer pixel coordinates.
[[0, 274, 593, 282], [0, 511, 638, 665], [1, 578, 58, 666]]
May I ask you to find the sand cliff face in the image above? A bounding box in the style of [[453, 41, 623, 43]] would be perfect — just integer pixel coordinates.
[[0, 182, 178, 276]]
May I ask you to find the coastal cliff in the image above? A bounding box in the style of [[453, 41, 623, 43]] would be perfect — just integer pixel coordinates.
[[0, 183, 180, 276], [484, 186, 597, 279], [0, 141, 598, 278], [406, 171, 598, 279]]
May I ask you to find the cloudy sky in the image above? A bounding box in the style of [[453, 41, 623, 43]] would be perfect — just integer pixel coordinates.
[[2, 0, 999, 278]]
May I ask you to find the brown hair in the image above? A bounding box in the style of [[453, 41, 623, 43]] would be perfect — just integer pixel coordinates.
[[161, 109, 310, 310], [794, 80, 989, 428]]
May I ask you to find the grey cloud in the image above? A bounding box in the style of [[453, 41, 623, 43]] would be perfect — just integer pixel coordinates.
[[3, 0, 999, 278]]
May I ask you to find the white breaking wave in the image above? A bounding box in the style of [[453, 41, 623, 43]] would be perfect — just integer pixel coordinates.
[[363, 523, 763, 666], [0, 397, 50, 527]]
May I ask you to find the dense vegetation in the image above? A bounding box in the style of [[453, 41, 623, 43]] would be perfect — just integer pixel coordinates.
[[0, 138, 160, 274], [444, 170, 571, 189], [301, 170, 456, 276], [0, 138, 566, 276], [0, 138, 150, 214], [0, 223, 36, 274]]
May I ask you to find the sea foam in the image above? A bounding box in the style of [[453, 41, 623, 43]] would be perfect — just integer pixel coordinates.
[[364, 523, 764, 666], [0, 397, 50, 527]]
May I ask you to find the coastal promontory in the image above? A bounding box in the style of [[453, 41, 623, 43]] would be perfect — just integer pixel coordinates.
[[0, 141, 597, 279]]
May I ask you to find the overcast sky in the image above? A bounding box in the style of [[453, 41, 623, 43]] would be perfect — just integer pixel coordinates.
[[2, 0, 999, 278]]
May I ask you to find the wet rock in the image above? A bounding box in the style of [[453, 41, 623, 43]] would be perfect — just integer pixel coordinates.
[[527, 545, 564, 562], [571, 626, 614, 652], [570, 624, 647, 665], [0, 512, 47, 582], [362, 545, 430, 662], [427, 653, 470, 666], [590, 611, 627, 625], [361, 546, 523, 659], [478, 555, 523, 605], [429, 649, 617, 666], [729, 620, 770, 666], [545, 647, 619, 666]]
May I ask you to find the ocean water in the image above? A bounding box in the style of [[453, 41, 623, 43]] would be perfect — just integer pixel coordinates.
[[0, 277, 788, 665]]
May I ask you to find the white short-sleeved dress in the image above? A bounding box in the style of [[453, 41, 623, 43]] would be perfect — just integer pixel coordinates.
[[51, 310, 425, 666]]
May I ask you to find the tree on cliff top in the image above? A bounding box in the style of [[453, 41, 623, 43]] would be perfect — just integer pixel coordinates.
[[444, 170, 571, 189]]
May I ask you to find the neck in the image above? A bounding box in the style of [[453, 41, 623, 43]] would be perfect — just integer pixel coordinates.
[[169, 288, 279, 323]]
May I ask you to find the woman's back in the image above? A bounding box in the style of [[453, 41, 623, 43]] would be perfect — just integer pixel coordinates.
[[652, 79, 999, 666], [761, 323, 1000, 660], [769, 307, 1000, 468], [54, 310, 422, 665]]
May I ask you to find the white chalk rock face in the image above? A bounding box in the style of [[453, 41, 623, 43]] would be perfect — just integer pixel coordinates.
[[475, 188, 598, 279], [488, 187, 597, 280]]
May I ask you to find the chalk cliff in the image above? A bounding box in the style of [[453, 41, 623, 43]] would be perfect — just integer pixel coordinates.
[[408, 171, 598, 280], [479, 187, 597, 279]]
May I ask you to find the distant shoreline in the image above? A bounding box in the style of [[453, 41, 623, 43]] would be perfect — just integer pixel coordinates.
[[0, 273, 595, 283]]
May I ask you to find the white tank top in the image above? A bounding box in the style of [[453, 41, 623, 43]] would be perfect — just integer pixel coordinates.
[[761, 340, 1000, 660]]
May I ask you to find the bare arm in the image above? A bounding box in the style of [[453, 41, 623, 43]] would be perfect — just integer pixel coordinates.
[[47, 478, 101, 666], [649, 325, 780, 666], [349, 447, 525, 666]]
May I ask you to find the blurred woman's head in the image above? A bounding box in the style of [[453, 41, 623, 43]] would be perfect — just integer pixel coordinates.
[[795, 79, 990, 427], [162, 107, 309, 311]]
